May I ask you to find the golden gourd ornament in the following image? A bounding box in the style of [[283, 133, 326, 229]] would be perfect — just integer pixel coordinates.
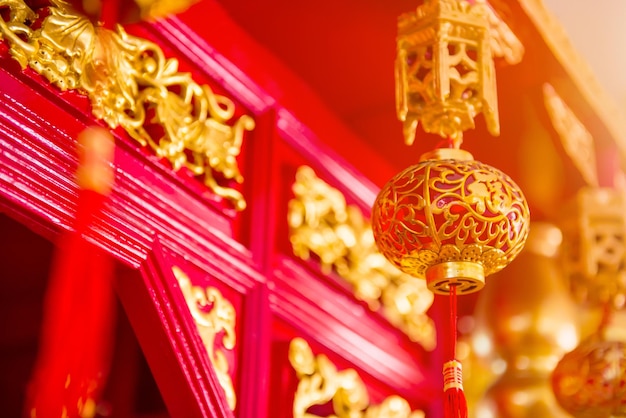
[[374, 0, 531, 416]]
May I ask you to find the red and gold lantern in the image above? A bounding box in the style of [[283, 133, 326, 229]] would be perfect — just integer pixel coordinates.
[[375, 0, 531, 416], [552, 334, 626, 417], [372, 147, 530, 417], [372, 147, 529, 296]]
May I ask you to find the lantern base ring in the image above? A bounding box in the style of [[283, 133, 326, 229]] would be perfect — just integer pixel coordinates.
[[426, 261, 485, 295]]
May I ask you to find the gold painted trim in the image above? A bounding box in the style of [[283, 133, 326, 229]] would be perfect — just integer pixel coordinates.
[[0, 0, 254, 211], [288, 166, 436, 351], [173, 266, 237, 410], [426, 261, 485, 295], [420, 148, 474, 162], [518, 0, 626, 161], [543, 83, 599, 187], [289, 338, 425, 418]]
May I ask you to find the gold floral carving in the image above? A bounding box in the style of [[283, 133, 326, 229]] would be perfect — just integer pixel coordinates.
[[289, 337, 425, 418], [543, 84, 599, 187], [0, 0, 254, 210], [288, 166, 436, 351], [172, 266, 237, 410]]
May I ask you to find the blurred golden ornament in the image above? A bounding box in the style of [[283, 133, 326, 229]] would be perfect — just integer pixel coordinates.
[[371, 148, 530, 295], [132, 0, 200, 19], [473, 223, 577, 418], [80, 0, 199, 22], [552, 315, 626, 418], [543, 84, 599, 188], [173, 267, 237, 411], [560, 188, 626, 310]]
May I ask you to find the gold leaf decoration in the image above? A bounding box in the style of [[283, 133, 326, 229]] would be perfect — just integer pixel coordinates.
[[289, 337, 425, 418], [543, 83, 599, 187], [173, 266, 237, 410], [0, 0, 254, 210], [288, 166, 436, 351]]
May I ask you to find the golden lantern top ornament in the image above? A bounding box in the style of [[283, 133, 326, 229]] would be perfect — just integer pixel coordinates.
[[372, 0, 530, 417], [395, 0, 500, 146]]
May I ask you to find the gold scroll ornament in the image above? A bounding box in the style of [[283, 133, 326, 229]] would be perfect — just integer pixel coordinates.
[[289, 337, 425, 418], [288, 166, 436, 351], [172, 266, 237, 410], [0, 0, 254, 211]]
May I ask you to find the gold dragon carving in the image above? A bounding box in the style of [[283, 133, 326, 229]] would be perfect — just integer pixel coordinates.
[[288, 166, 436, 351], [172, 266, 237, 410], [289, 337, 425, 418], [0, 0, 254, 211]]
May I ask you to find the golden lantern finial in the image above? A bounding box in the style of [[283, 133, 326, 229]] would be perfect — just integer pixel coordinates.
[[396, 0, 499, 146]]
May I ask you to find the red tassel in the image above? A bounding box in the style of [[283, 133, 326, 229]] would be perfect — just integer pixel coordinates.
[[443, 360, 468, 418], [27, 127, 116, 418], [443, 285, 469, 418]]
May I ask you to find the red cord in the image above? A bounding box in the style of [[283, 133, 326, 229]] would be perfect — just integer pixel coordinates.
[[435, 137, 457, 149], [450, 284, 457, 359], [443, 284, 468, 418]]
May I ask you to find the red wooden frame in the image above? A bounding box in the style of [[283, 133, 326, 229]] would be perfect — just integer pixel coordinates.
[[0, 1, 437, 416]]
